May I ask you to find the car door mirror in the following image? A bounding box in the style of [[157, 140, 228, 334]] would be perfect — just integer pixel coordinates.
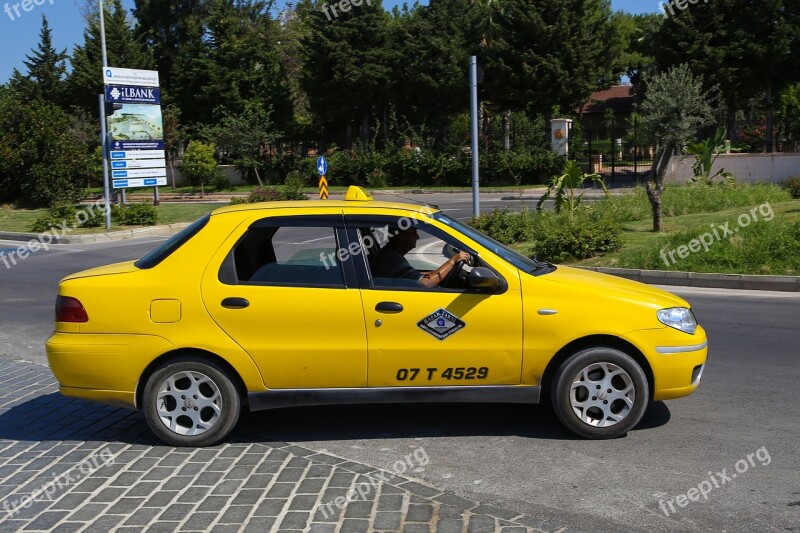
[[468, 267, 501, 290]]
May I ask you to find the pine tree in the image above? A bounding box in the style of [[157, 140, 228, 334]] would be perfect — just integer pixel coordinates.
[[8, 16, 68, 105], [67, 0, 153, 114]]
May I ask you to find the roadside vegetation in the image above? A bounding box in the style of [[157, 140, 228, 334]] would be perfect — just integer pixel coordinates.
[[472, 184, 800, 276]]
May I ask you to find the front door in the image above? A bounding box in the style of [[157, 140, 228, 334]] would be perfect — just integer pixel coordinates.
[[345, 216, 523, 388]]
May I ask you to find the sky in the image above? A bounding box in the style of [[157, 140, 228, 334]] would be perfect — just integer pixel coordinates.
[[0, 0, 661, 83]]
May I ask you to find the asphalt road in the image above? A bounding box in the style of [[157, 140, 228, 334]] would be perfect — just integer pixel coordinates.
[[0, 193, 798, 532]]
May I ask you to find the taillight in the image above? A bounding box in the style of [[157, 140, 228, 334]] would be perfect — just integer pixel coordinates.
[[56, 296, 89, 323]]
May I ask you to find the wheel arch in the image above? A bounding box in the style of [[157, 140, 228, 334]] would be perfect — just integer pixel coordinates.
[[135, 348, 250, 411], [540, 335, 654, 401]]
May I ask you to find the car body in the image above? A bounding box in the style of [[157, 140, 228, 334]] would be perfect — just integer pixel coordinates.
[[46, 187, 708, 446]]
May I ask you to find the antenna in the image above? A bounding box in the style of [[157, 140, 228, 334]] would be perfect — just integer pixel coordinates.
[[372, 189, 439, 210]]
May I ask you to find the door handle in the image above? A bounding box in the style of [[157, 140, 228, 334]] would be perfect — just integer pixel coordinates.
[[222, 298, 250, 309], [375, 302, 403, 313]]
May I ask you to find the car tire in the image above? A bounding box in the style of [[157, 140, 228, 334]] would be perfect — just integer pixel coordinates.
[[551, 347, 649, 439], [143, 357, 241, 447]]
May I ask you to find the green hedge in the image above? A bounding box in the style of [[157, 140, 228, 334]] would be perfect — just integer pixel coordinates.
[[271, 149, 564, 188]]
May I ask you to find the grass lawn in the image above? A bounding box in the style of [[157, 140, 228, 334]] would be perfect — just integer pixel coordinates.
[[569, 201, 800, 275]]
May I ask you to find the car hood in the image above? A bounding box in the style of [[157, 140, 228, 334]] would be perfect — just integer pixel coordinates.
[[538, 266, 690, 309], [62, 261, 139, 282]]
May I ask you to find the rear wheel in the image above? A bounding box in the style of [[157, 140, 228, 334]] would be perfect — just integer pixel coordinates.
[[143, 357, 241, 447], [552, 347, 649, 439]]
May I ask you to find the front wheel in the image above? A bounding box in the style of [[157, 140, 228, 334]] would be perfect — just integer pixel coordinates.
[[552, 347, 649, 439], [143, 357, 241, 447]]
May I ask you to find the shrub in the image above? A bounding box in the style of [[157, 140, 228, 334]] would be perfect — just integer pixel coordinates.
[[470, 207, 622, 262], [229, 197, 248, 205], [113, 203, 158, 226], [781, 177, 800, 199], [247, 187, 282, 203], [213, 174, 234, 191], [471, 208, 535, 244], [29, 203, 105, 232], [282, 171, 308, 200], [529, 210, 623, 262]]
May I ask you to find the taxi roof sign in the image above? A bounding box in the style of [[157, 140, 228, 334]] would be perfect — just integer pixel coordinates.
[[344, 186, 374, 202]]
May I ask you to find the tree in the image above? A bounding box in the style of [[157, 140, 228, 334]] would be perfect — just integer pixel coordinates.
[[652, 0, 800, 148], [180, 141, 220, 197], [67, 0, 153, 114], [537, 160, 608, 214], [8, 16, 68, 105], [162, 105, 184, 190], [195, 0, 292, 126], [481, 0, 623, 133], [0, 93, 92, 207], [640, 64, 715, 232], [777, 82, 800, 147], [213, 102, 281, 186], [300, 0, 393, 147]]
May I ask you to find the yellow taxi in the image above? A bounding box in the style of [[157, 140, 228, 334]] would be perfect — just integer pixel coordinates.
[[46, 187, 707, 446]]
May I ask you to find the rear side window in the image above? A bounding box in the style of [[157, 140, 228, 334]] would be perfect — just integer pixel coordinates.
[[232, 225, 345, 287], [135, 215, 210, 270]]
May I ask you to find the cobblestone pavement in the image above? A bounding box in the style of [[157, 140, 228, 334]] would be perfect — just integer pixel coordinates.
[[0, 360, 572, 533]]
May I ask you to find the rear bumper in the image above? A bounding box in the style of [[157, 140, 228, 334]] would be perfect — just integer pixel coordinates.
[[46, 332, 177, 409]]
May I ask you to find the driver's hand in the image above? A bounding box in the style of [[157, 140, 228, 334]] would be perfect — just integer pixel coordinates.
[[454, 251, 471, 263]]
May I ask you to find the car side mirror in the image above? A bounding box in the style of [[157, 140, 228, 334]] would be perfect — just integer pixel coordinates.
[[468, 267, 500, 290]]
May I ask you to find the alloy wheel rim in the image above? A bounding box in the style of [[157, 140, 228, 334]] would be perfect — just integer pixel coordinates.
[[569, 362, 635, 428], [156, 371, 223, 436]]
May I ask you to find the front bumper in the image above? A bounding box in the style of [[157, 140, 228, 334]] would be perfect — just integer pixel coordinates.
[[623, 326, 708, 401]]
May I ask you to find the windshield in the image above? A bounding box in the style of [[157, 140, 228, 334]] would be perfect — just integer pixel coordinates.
[[434, 212, 553, 275]]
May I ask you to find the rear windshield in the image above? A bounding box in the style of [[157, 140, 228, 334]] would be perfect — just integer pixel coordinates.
[[135, 215, 210, 270]]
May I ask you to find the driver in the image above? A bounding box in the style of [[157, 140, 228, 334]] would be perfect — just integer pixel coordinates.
[[371, 226, 471, 288]]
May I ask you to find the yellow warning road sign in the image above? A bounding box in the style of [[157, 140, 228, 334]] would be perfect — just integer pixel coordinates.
[[319, 176, 329, 200]]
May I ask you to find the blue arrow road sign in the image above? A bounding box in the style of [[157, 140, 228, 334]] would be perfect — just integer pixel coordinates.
[[317, 156, 328, 176]]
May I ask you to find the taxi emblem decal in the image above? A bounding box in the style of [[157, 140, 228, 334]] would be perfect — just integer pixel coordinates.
[[417, 309, 465, 341]]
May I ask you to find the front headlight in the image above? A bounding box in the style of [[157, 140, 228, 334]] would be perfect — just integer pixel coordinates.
[[657, 307, 698, 334]]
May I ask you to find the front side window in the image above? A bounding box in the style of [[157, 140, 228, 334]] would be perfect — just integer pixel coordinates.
[[232, 225, 345, 287], [353, 219, 483, 291]]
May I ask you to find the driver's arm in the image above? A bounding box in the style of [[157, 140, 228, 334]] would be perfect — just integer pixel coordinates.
[[419, 251, 471, 288]]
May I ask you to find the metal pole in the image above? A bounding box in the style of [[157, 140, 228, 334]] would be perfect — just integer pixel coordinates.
[[469, 56, 480, 218], [99, 0, 108, 68], [99, 1, 112, 226], [99, 95, 112, 230]]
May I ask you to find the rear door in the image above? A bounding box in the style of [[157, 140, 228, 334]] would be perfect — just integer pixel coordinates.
[[201, 213, 368, 389]]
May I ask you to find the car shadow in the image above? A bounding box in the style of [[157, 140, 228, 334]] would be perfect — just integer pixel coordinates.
[[0, 393, 671, 445]]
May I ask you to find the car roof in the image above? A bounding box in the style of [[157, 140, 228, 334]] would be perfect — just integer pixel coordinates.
[[211, 187, 440, 217]]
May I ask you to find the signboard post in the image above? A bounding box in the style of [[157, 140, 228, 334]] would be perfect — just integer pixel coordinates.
[[317, 156, 329, 200], [102, 67, 167, 199]]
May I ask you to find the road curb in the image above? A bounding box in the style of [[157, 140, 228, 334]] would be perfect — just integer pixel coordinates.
[[0, 223, 190, 245], [578, 266, 800, 292]]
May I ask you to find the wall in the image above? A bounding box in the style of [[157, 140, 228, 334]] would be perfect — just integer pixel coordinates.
[[666, 153, 800, 184]]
